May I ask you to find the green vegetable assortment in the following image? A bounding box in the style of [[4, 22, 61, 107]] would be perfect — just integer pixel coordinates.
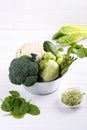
[[39, 40, 76, 81], [8, 25, 87, 84], [1, 25, 87, 119], [8, 25, 87, 85], [1, 90, 40, 118]]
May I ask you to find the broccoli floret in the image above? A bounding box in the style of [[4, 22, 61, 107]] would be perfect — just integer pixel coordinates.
[[23, 76, 38, 86], [9, 55, 39, 87]]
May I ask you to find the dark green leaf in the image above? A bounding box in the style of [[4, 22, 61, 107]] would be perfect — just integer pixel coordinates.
[[12, 106, 21, 115], [20, 101, 30, 115], [10, 97, 22, 108], [4, 96, 12, 103], [28, 104, 40, 115], [11, 111, 24, 119], [52, 31, 64, 40], [58, 47, 64, 52], [0, 90, 40, 118], [84, 48, 87, 56], [67, 43, 87, 58], [1, 96, 13, 112], [77, 48, 86, 58], [9, 90, 20, 97], [1, 100, 11, 112]]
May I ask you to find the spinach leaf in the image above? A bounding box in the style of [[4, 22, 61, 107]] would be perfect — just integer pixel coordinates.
[[58, 47, 64, 52], [28, 104, 40, 115], [11, 111, 24, 119], [1, 100, 11, 112], [0, 90, 40, 118], [9, 90, 20, 97], [1, 96, 12, 112], [10, 97, 22, 108], [20, 101, 30, 115], [68, 43, 87, 58]]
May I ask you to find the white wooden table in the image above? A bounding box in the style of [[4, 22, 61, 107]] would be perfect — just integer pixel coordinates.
[[0, 31, 87, 130]]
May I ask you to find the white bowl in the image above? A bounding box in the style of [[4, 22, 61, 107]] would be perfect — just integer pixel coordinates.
[[58, 87, 83, 108], [24, 78, 62, 95]]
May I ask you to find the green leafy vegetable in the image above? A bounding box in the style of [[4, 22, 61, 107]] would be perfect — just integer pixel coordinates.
[[52, 25, 87, 45], [57, 33, 87, 45], [68, 43, 87, 58], [11, 111, 24, 118], [58, 47, 64, 52], [52, 25, 87, 40], [1, 90, 40, 118], [1, 100, 11, 112], [9, 90, 20, 97], [28, 104, 40, 115], [52, 31, 64, 40]]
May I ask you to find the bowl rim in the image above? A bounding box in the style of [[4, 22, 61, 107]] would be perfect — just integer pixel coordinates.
[[36, 77, 61, 84]]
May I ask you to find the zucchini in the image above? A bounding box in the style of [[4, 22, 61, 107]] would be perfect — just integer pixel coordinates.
[[43, 41, 58, 56]]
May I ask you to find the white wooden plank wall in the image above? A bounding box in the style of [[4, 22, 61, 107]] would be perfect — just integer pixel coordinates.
[[0, 0, 87, 30]]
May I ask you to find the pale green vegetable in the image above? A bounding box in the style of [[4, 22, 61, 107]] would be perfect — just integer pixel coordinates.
[[52, 25, 87, 39], [67, 43, 87, 58], [52, 25, 87, 45], [42, 52, 56, 61], [39, 52, 59, 82], [57, 32, 87, 45], [39, 60, 59, 82], [61, 89, 83, 106], [60, 26, 87, 35]]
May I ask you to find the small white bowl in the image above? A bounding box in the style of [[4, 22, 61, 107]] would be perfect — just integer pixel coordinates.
[[24, 78, 62, 95], [58, 87, 83, 108]]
